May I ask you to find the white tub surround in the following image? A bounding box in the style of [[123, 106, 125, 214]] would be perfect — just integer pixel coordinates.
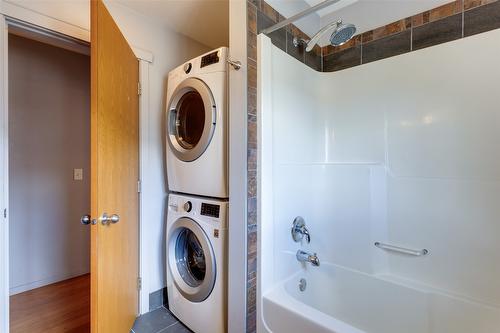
[[263, 263, 500, 333], [258, 27, 500, 333]]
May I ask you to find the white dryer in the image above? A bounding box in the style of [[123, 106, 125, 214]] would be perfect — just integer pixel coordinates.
[[166, 48, 228, 198], [166, 193, 227, 333]]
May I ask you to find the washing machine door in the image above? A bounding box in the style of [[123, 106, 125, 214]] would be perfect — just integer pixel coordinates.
[[168, 217, 216, 302], [167, 78, 216, 162]]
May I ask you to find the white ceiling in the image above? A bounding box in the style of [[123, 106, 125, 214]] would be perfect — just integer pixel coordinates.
[[116, 0, 229, 49], [9, 0, 449, 50], [304, 0, 359, 17], [267, 0, 453, 46]]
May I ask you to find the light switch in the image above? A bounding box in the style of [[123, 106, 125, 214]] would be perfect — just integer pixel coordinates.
[[74, 168, 83, 181]]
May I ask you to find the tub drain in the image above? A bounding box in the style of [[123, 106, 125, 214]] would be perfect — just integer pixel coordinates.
[[299, 278, 307, 292]]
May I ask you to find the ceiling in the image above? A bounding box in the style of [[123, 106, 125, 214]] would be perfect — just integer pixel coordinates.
[[8, 0, 449, 50], [117, 0, 229, 49], [266, 0, 453, 46]]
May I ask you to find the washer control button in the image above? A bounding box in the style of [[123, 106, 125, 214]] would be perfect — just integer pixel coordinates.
[[183, 62, 192, 74], [184, 201, 192, 212]]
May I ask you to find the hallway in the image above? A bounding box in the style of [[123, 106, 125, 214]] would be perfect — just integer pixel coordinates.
[[10, 274, 90, 333]]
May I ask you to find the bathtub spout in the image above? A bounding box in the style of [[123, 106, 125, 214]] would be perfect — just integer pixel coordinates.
[[296, 250, 320, 266]]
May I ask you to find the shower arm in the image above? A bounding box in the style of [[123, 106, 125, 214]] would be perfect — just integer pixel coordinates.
[[260, 0, 342, 35], [305, 20, 340, 52]]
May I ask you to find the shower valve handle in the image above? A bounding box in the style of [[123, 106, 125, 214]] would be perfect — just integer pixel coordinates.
[[291, 216, 311, 243]]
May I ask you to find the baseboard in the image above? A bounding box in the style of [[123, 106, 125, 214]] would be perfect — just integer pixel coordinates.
[[9, 270, 90, 296], [149, 287, 168, 311]]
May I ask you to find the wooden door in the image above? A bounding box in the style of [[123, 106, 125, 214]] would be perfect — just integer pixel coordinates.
[[91, 1, 139, 332]]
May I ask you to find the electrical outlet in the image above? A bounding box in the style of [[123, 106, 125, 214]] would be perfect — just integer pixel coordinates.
[[74, 168, 83, 181]]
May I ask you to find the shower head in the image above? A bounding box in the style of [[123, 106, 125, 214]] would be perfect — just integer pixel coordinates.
[[305, 19, 356, 52], [330, 22, 356, 46]]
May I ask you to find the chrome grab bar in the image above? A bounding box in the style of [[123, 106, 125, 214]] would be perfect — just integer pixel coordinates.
[[374, 242, 429, 256]]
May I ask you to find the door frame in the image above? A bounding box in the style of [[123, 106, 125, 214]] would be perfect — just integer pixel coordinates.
[[0, 12, 153, 331], [0, 14, 8, 333]]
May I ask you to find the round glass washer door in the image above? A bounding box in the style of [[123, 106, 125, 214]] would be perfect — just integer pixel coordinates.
[[168, 217, 216, 302], [167, 78, 216, 162]]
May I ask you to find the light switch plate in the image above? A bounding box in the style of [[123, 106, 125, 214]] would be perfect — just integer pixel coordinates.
[[74, 168, 83, 181]]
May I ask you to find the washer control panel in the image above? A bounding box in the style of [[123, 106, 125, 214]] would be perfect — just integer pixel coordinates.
[[200, 203, 220, 218], [168, 194, 228, 228], [183, 201, 192, 212]]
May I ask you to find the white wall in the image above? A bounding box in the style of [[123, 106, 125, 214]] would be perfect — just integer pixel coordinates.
[[261, 28, 500, 308], [228, 1, 248, 332], [102, 3, 211, 310], [265, 41, 388, 286], [0, 0, 211, 312], [8, 34, 90, 294]]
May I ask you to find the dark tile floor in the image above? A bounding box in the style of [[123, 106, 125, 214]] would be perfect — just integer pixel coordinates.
[[131, 306, 192, 333]]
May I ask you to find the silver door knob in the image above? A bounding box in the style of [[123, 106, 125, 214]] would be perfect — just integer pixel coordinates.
[[81, 214, 91, 225], [100, 213, 120, 226]]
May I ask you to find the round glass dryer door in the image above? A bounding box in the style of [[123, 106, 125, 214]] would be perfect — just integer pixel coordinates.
[[167, 78, 216, 162], [168, 217, 216, 302]]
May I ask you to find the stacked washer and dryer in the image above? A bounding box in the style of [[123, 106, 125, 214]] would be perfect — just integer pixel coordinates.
[[165, 47, 229, 333]]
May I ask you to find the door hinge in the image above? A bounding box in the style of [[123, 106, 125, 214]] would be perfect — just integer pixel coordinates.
[[137, 180, 141, 193], [137, 82, 142, 96], [137, 277, 142, 291]]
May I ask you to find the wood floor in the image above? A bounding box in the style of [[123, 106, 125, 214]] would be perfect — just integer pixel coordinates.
[[10, 274, 90, 333]]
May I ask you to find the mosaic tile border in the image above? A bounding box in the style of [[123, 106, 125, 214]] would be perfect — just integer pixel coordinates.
[[323, 0, 500, 71]]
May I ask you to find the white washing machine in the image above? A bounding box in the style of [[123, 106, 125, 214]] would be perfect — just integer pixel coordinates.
[[166, 193, 228, 333], [166, 47, 228, 198]]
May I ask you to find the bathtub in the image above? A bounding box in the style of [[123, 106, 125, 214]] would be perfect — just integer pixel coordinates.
[[261, 263, 500, 333]]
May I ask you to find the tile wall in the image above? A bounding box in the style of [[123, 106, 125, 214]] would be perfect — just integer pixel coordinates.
[[323, 0, 500, 71]]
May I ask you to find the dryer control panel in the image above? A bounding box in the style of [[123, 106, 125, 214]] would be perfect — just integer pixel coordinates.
[[167, 47, 228, 86], [200, 51, 220, 68]]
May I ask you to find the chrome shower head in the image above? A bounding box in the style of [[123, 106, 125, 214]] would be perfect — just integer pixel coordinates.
[[330, 21, 356, 46], [305, 19, 356, 52]]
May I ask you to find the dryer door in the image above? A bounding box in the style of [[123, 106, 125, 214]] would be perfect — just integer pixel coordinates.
[[168, 217, 216, 302], [167, 78, 216, 162]]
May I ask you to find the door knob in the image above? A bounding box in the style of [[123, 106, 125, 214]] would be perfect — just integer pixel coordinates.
[[100, 213, 120, 226], [81, 214, 91, 225], [81, 214, 96, 225]]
